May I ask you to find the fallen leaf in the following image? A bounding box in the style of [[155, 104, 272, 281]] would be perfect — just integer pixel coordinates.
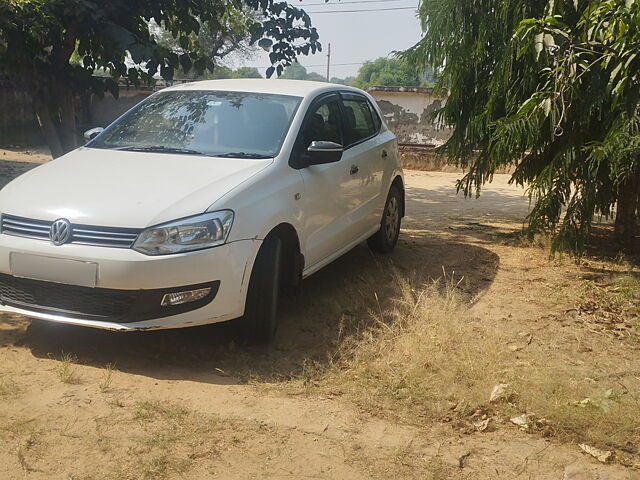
[[510, 414, 529, 430], [578, 444, 613, 463], [472, 418, 491, 432], [489, 383, 510, 403]]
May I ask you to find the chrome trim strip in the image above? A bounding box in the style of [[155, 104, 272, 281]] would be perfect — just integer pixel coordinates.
[[3, 225, 50, 234], [74, 228, 138, 237], [3, 218, 50, 228], [1, 214, 141, 249]]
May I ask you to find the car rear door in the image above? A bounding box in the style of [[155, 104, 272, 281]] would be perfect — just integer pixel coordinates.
[[338, 92, 387, 238]]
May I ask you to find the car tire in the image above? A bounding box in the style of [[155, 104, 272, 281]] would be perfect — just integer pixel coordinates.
[[367, 185, 402, 254], [241, 234, 282, 342]]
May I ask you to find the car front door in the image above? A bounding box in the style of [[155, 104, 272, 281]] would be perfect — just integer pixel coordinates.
[[338, 92, 387, 238], [294, 93, 361, 271]]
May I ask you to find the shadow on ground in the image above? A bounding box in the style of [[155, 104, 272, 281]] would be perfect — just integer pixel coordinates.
[[0, 179, 516, 385], [4, 235, 499, 385]]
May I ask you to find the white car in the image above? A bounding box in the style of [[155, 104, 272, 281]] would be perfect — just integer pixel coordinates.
[[0, 79, 404, 341]]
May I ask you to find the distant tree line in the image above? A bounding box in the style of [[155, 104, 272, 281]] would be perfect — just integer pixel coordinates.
[[277, 57, 431, 89]]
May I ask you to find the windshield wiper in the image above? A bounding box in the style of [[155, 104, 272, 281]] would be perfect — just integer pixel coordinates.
[[116, 145, 204, 155], [214, 152, 273, 159]]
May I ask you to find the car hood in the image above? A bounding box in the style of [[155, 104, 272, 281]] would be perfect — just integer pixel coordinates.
[[0, 147, 272, 228]]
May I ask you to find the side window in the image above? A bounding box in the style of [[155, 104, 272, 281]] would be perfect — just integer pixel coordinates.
[[341, 98, 377, 147], [300, 100, 343, 148]]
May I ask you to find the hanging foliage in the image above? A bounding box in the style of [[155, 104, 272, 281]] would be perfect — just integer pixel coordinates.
[[404, 0, 640, 252]]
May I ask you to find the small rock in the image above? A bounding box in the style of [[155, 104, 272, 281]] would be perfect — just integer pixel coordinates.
[[508, 345, 523, 352], [489, 383, 510, 403], [578, 444, 613, 464]]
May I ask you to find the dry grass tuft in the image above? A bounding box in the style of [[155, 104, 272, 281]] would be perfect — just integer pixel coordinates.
[[56, 352, 81, 385], [307, 273, 640, 453], [133, 400, 190, 422], [0, 374, 20, 396], [99, 363, 116, 393], [123, 400, 223, 479], [494, 230, 554, 251], [576, 274, 640, 338], [312, 275, 502, 419]]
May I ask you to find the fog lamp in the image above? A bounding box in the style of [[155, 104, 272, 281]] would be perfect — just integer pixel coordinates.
[[161, 288, 212, 306]]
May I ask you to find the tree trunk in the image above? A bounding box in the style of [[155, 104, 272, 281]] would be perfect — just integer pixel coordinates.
[[32, 89, 64, 159], [31, 24, 81, 159], [614, 168, 640, 249], [54, 81, 79, 153]]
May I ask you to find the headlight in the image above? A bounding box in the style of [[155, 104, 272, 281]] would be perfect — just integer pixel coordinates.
[[133, 210, 234, 255]]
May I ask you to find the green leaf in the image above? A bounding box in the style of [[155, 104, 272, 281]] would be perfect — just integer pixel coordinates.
[[609, 62, 624, 86], [542, 97, 552, 117], [160, 64, 174, 81], [179, 54, 192, 73], [534, 33, 544, 60], [258, 38, 273, 51]]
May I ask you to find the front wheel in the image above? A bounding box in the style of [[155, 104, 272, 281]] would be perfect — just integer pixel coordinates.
[[367, 185, 402, 253], [240, 234, 282, 342]]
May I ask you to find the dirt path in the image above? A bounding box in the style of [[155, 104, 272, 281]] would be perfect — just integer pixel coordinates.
[[0, 171, 637, 479]]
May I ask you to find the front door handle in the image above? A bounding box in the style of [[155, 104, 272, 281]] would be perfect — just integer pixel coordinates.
[[350, 165, 359, 175], [381, 150, 388, 158]]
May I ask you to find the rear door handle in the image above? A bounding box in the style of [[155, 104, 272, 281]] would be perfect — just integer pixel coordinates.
[[381, 150, 388, 158], [350, 165, 359, 175]]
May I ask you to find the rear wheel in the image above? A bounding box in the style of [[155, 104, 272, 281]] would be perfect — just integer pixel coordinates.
[[241, 234, 282, 342], [367, 185, 402, 253]]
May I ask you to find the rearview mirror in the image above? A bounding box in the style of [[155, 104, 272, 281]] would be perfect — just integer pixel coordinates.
[[84, 127, 104, 142], [305, 141, 343, 165]]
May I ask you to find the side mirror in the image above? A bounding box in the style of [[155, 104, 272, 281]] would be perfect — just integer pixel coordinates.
[[306, 141, 343, 165], [84, 127, 104, 142]]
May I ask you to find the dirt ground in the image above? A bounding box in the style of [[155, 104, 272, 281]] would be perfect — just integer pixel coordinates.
[[0, 146, 51, 164], [0, 169, 638, 479]]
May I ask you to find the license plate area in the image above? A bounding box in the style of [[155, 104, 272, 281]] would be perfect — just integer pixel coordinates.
[[10, 253, 98, 288]]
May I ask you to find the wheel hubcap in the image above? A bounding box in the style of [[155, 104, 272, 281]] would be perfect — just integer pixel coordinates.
[[384, 197, 399, 243]]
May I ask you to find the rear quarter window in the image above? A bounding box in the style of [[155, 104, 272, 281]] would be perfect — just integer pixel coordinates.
[[369, 100, 382, 132]]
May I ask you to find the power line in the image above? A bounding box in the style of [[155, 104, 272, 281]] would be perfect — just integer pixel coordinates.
[[305, 5, 416, 12], [246, 61, 366, 68], [297, 0, 409, 5]]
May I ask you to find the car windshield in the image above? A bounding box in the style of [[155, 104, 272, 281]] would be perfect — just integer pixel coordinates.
[[90, 90, 302, 158]]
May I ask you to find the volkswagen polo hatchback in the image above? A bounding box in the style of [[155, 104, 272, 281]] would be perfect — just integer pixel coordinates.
[[0, 79, 404, 341]]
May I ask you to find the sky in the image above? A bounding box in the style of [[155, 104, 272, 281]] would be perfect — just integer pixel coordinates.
[[227, 0, 424, 80]]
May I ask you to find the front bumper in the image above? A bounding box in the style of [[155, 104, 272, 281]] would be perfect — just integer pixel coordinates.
[[0, 234, 258, 330]]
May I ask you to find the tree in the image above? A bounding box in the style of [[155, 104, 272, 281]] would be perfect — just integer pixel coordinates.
[[350, 57, 420, 90], [152, 6, 260, 80], [280, 61, 327, 81], [0, 0, 320, 158], [404, 0, 640, 252], [280, 61, 309, 80], [306, 71, 326, 82], [187, 65, 262, 80], [234, 66, 261, 78]]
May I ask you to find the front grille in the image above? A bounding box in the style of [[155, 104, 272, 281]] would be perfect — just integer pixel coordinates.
[[0, 273, 220, 323], [0, 214, 141, 248], [0, 274, 138, 320], [1, 215, 50, 240]]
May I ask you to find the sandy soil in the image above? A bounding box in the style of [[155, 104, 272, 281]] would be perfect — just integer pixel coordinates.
[[0, 146, 51, 164], [0, 170, 637, 479]]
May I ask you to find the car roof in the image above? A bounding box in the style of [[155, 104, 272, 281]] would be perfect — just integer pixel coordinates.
[[162, 78, 365, 98]]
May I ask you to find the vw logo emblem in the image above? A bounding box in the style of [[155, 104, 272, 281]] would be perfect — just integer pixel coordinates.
[[50, 218, 72, 246]]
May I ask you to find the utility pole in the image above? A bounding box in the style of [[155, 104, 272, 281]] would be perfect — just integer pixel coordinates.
[[326, 43, 331, 82]]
